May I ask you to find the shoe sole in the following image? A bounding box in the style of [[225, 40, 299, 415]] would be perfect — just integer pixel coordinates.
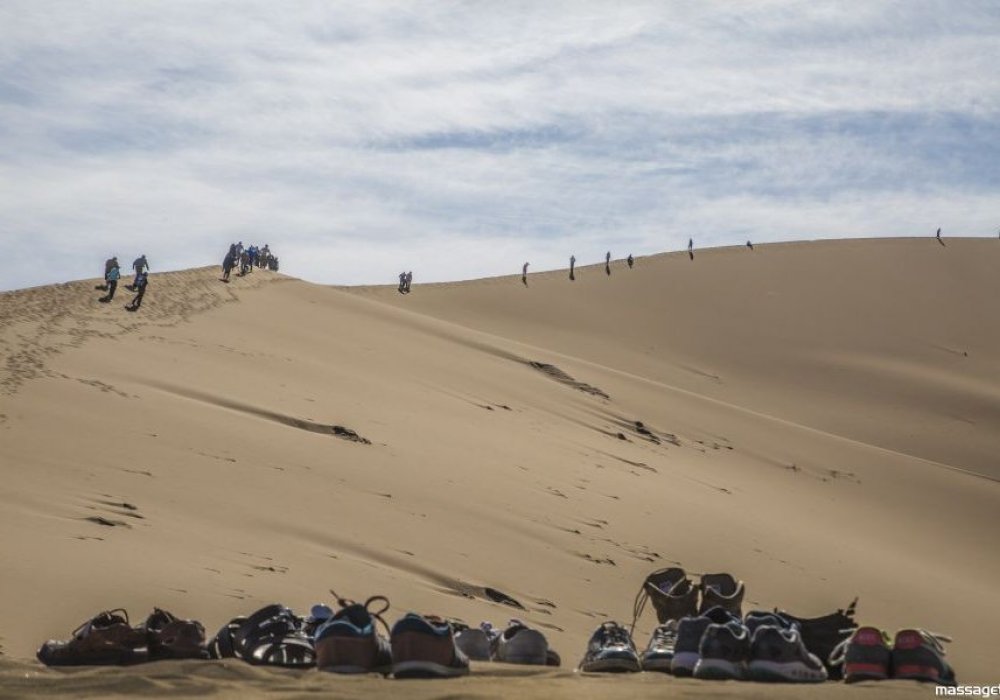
[[894, 665, 943, 683], [392, 660, 469, 679], [641, 656, 674, 673], [748, 660, 827, 683], [671, 651, 699, 676], [579, 657, 641, 673], [693, 658, 745, 680]]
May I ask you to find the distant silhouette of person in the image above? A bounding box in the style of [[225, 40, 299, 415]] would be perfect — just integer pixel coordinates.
[[222, 251, 235, 282], [936, 227, 945, 246], [522, 262, 529, 286], [130, 254, 148, 288], [746, 240, 754, 250], [96, 256, 118, 292], [398, 271, 406, 294], [125, 271, 148, 311], [688, 238, 694, 260], [605, 251, 611, 276], [98, 259, 120, 303], [627, 254, 634, 269], [569, 255, 576, 281], [404, 271, 413, 293]]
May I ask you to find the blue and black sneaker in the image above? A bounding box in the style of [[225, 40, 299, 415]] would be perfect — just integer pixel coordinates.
[[314, 594, 392, 674], [671, 606, 737, 677], [694, 620, 751, 680]]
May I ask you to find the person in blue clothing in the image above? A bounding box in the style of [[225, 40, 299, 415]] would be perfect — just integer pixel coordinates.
[[125, 270, 148, 311], [98, 258, 120, 303]]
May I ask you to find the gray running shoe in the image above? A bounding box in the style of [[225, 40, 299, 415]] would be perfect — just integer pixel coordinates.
[[694, 620, 750, 680], [493, 620, 550, 665], [748, 625, 827, 683], [452, 622, 492, 661], [641, 619, 679, 673], [578, 621, 640, 673], [671, 606, 736, 677]]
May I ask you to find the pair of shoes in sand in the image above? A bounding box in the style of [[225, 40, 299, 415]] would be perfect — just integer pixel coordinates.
[[453, 619, 561, 666], [636, 567, 745, 624], [829, 627, 956, 685], [37, 608, 207, 666], [310, 594, 470, 678]]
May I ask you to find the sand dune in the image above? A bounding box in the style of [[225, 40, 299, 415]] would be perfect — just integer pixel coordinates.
[[1, 238, 998, 697]]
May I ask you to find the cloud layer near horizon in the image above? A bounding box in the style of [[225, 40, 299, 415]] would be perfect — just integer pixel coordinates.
[[2, 1, 998, 290]]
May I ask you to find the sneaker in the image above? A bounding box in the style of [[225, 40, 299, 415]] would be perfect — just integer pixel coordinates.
[[578, 621, 641, 672], [828, 626, 891, 682], [699, 573, 745, 616], [744, 611, 792, 637], [671, 606, 736, 677], [748, 625, 828, 683], [314, 595, 393, 674], [694, 620, 750, 680], [493, 619, 550, 665], [641, 619, 678, 673], [891, 629, 956, 685], [390, 613, 469, 678], [632, 567, 698, 627], [452, 621, 493, 662]]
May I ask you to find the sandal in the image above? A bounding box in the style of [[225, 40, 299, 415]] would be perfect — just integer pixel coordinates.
[[37, 609, 147, 666], [144, 608, 208, 660]]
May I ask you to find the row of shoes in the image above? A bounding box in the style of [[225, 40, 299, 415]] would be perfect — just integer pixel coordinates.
[[37, 594, 559, 680], [831, 626, 956, 685], [580, 608, 828, 682]]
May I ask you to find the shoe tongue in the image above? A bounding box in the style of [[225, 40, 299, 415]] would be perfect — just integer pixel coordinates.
[[704, 606, 734, 624]]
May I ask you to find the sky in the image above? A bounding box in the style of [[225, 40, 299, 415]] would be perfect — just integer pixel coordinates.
[[1, 1, 998, 291]]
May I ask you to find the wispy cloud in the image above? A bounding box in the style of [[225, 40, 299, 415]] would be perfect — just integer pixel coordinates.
[[1, 1, 998, 290]]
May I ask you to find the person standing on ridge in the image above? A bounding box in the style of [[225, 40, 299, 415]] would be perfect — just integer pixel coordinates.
[[522, 262, 529, 286], [398, 271, 406, 293], [627, 253, 634, 269], [404, 271, 413, 293], [569, 255, 576, 281], [746, 240, 754, 250], [688, 238, 694, 260], [605, 251, 611, 276], [936, 227, 945, 246]]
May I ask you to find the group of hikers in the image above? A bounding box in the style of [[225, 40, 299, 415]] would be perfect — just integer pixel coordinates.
[[222, 242, 277, 282], [95, 254, 150, 312]]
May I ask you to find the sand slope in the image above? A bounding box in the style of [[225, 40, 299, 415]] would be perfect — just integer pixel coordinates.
[[1, 238, 998, 696]]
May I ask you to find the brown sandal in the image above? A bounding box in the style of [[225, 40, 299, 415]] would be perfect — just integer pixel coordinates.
[[145, 608, 208, 660], [37, 609, 147, 666]]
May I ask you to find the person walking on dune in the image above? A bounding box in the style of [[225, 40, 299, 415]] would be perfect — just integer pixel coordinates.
[[746, 240, 754, 250], [936, 227, 945, 246], [98, 258, 120, 303], [522, 262, 529, 286], [688, 238, 694, 260], [130, 254, 148, 289], [125, 270, 148, 311], [222, 250, 235, 282], [404, 271, 413, 293], [627, 253, 634, 269], [398, 271, 406, 294], [605, 251, 611, 276], [569, 255, 576, 281]]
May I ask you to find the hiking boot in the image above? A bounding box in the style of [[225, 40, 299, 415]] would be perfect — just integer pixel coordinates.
[[641, 619, 678, 673], [829, 626, 891, 682], [891, 629, 956, 685], [390, 613, 469, 678], [748, 625, 827, 683], [699, 573, 745, 616], [37, 609, 147, 666], [578, 621, 640, 672], [633, 568, 698, 626], [671, 606, 736, 677], [493, 619, 550, 665], [314, 595, 392, 674], [694, 620, 750, 680]]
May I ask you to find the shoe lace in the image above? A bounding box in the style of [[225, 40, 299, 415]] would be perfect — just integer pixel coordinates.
[[73, 609, 129, 639], [329, 589, 392, 638], [916, 630, 953, 655], [602, 622, 633, 648], [630, 583, 653, 637]]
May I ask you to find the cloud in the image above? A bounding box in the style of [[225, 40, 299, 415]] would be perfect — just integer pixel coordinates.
[[1, 1, 998, 291]]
